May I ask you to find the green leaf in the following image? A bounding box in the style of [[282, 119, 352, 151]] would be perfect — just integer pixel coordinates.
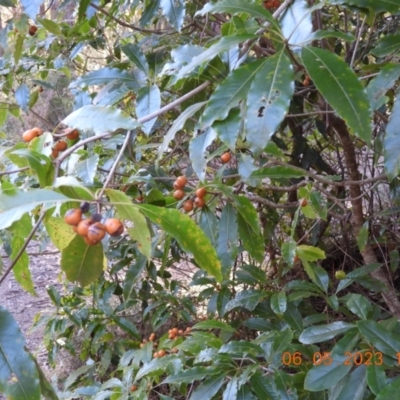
[[220, 341, 262, 357], [175, 35, 253, 80], [196, 0, 280, 30], [15, 83, 29, 112], [37, 17, 62, 35], [136, 85, 161, 135], [296, 245, 325, 262], [299, 321, 355, 344], [301, 46, 372, 142], [193, 320, 235, 332], [189, 127, 217, 182], [106, 189, 152, 259], [112, 316, 139, 338], [224, 290, 267, 313], [367, 364, 387, 396], [283, 302, 303, 331], [250, 373, 279, 400], [163, 367, 213, 384], [329, 0, 400, 13], [304, 355, 352, 391], [223, 377, 238, 400], [158, 101, 207, 158], [190, 374, 225, 400], [270, 291, 287, 316], [346, 294, 372, 320], [357, 320, 400, 358], [303, 29, 355, 44], [217, 203, 238, 275], [384, 95, 400, 181], [366, 64, 400, 111], [328, 365, 367, 399], [212, 108, 241, 151], [62, 105, 138, 134], [75, 155, 99, 185], [61, 235, 105, 286], [44, 214, 75, 251], [245, 51, 294, 154], [201, 59, 266, 127], [8, 149, 54, 187], [160, 0, 185, 31], [357, 221, 369, 251], [251, 166, 304, 179], [137, 204, 222, 282], [234, 195, 264, 262], [140, 0, 161, 26], [11, 235, 36, 295], [376, 377, 400, 400], [121, 44, 150, 74], [198, 208, 218, 246], [0, 188, 69, 230], [370, 34, 400, 58], [14, 33, 24, 66], [0, 306, 41, 399]]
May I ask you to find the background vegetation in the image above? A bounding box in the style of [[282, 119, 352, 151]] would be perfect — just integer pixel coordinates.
[[1, 0, 400, 398]]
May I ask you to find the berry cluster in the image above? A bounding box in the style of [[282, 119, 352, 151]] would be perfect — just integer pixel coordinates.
[[64, 202, 124, 246], [172, 176, 208, 212], [22, 127, 43, 142], [168, 326, 191, 339]]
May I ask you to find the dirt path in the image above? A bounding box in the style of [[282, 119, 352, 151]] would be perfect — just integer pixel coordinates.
[[0, 243, 63, 388]]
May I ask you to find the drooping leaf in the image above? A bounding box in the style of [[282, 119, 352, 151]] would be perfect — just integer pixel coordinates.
[[106, 189, 152, 259], [328, 365, 367, 400], [140, 0, 161, 27], [0, 306, 41, 400], [44, 214, 76, 252], [136, 85, 161, 135], [160, 0, 185, 32], [62, 105, 138, 133], [121, 44, 150, 75], [201, 59, 265, 128], [15, 83, 29, 112], [245, 51, 294, 154], [36, 17, 62, 35], [250, 373, 280, 400], [198, 207, 218, 246], [175, 35, 253, 81], [270, 291, 287, 316], [224, 290, 267, 313], [189, 127, 217, 181], [346, 294, 372, 320], [366, 364, 387, 396], [61, 235, 105, 286], [302, 46, 372, 142], [299, 321, 355, 344], [190, 374, 226, 400], [384, 95, 400, 181], [137, 204, 222, 281]]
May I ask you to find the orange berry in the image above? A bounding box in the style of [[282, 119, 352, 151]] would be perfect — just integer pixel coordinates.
[[104, 218, 124, 237], [87, 222, 106, 244], [149, 333, 156, 341], [168, 333, 175, 340], [76, 218, 94, 236], [173, 189, 185, 200], [194, 197, 205, 208], [176, 176, 187, 187], [51, 148, 59, 159], [153, 352, 159, 358], [66, 128, 79, 140], [172, 328, 179, 334], [64, 208, 82, 226], [22, 128, 40, 142], [195, 187, 207, 198], [38, 86, 44, 93], [130, 385, 137, 392], [158, 350, 166, 357], [300, 198, 308, 207], [183, 200, 193, 212], [221, 152, 231, 163], [28, 25, 38, 36], [294, 255, 300, 263], [178, 330, 184, 336], [31, 127, 43, 136], [55, 140, 68, 151], [83, 235, 98, 246], [303, 75, 310, 87]]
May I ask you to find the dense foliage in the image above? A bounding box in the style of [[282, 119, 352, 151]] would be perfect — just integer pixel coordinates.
[[1, 0, 400, 398]]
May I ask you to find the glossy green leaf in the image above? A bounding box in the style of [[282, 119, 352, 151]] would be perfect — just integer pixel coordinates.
[[106, 189, 152, 259], [0, 306, 41, 399], [14, 33, 24, 66], [357, 320, 400, 358], [251, 166, 304, 180], [189, 127, 217, 182], [346, 294, 372, 320], [158, 101, 207, 158], [282, 238, 296, 265], [224, 290, 267, 313], [160, 0, 185, 32], [112, 316, 139, 338], [328, 365, 367, 400], [299, 321, 355, 344], [223, 377, 238, 400], [250, 373, 279, 399], [283, 302, 303, 331], [302, 46, 372, 142], [212, 108, 241, 151], [366, 64, 400, 111], [37, 17, 62, 35], [175, 35, 253, 80], [234, 195, 264, 262], [190, 374, 225, 400], [371, 34, 400, 57], [121, 44, 149, 74], [384, 95, 400, 181], [245, 52, 294, 154], [15, 83, 29, 112], [367, 364, 387, 396], [198, 207, 218, 246], [296, 245, 325, 262], [137, 204, 222, 281], [136, 85, 161, 135], [11, 235, 36, 295], [75, 154, 99, 185], [376, 377, 400, 400], [193, 320, 235, 332], [61, 235, 105, 286], [0, 189, 69, 230], [163, 367, 213, 384], [196, 0, 280, 30], [44, 214, 75, 251], [62, 105, 138, 134], [305, 355, 352, 391], [270, 291, 287, 316], [357, 221, 369, 252], [140, 0, 161, 26], [201, 59, 265, 127], [329, 0, 400, 13], [303, 29, 355, 44]]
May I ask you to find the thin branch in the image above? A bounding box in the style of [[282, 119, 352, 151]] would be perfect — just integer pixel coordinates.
[[0, 167, 29, 176]]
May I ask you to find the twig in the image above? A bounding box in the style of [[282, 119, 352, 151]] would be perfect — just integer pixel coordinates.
[[0, 212, 46, 286], [0, 167, 29, 176]]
